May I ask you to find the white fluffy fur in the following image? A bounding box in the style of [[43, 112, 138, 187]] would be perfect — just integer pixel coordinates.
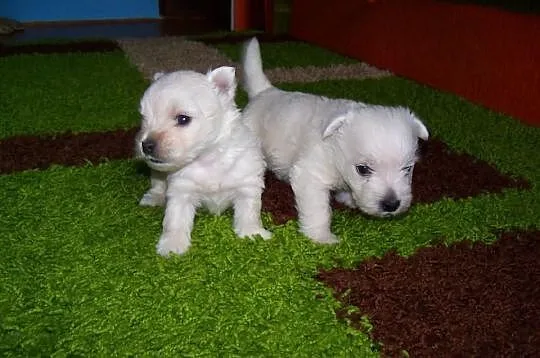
[[135, 66, 271, 256], [241, 38, 429, 244]]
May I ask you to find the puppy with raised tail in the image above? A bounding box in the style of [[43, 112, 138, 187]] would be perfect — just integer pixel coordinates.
[[241, 38, 429, 244], [136, 66, 271, 257]]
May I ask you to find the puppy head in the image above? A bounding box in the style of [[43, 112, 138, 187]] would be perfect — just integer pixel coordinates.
[[325, 105, 429, 217], [135, 66, 238, 172]]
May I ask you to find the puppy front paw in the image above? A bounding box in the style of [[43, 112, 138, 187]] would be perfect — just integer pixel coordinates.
[[303, 229, 339, 245], [156, 232, 191, 257], [236, 227, 272, 240], [139, 191, 166, 207]]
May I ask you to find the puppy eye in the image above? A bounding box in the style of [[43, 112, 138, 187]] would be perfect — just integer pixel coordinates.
[[355, 164, 373, 177], [175, 114, 192, 126], [402, 165, 413, 175]]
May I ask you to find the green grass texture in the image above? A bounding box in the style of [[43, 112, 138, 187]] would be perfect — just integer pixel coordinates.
[[0, 52, 147, 139], [1, 41, 540, 356]]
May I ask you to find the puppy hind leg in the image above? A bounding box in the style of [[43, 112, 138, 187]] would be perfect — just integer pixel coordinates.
[[233, 187, 271, 240], [156, 193, 196, 257], [291, 172, 339, 244], [140, 170, 167, 207]]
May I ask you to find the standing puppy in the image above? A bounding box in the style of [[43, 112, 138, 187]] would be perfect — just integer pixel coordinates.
[[241, 38, 429, 244], [136, 66, 271, 257]]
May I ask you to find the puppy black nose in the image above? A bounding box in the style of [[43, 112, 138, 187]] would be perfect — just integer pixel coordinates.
[[141, 139, 156, 156], [381, 198, 400, 213]]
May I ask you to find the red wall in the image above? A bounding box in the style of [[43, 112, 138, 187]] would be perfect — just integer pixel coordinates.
[[290, 0, 540, 126]]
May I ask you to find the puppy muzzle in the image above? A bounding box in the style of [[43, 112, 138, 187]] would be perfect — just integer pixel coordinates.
[[380, 197, 401, 213], [142, 138, 157, 156], [139, 138, 165, 165]]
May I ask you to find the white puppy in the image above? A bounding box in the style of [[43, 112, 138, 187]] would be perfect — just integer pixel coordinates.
[[241, 38, 429, 244], [135, 66, 271, 256]]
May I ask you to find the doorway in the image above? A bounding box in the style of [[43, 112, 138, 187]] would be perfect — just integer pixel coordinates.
[[159, 0, 232, 31]]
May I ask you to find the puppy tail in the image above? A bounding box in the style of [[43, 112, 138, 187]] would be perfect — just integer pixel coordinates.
[[242, 37, 272, 99]]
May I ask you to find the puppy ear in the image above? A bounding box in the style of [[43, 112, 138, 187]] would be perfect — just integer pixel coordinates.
[[409, 110, 429, 140], [322, 113, 348, 139], [152, 72, 166, 81], [207, 66, 237, 102]]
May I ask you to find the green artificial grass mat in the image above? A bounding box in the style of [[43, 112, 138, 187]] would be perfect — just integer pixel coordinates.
[[2, 39, 540, 356], [0, 41, 356, 139], [214, 41, 359, 68], [0, 162, 378, 356], [1, 139, 538, 356], [0, 52, 147, 139], [1, 156, 538, 356]]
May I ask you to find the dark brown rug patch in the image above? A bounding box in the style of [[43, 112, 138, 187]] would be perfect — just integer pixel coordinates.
[[0, 40, 121, 57], [0, 128, 138, 173], [412, 139, 530, 203], [263, 139, 530, 224], [317, 230, 540, 357]]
